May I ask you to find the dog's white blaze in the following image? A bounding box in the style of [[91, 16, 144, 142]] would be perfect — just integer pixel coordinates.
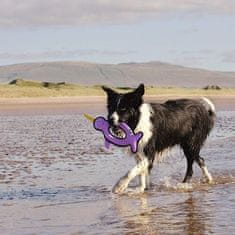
[[202, 97, 216, 112], [201, 166, 213, 182], [135, 103, 153, 152], [111, 111, 119, 125]]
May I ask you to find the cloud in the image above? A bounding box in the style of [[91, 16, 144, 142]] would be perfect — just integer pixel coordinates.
[[0, 0, 235, 28], [170, 49, 235, 69], [169, 49, 215, 67], [0, 49, 137, 60], [172, 56, 206, 68], [221, 50, 235, 64], [180, 49, 216, 55]]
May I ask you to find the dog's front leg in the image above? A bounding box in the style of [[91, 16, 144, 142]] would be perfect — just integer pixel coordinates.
[[135, 171, 148, 193], [137, 154, 150, 191], [112, 158, 148, 194], [140, 168, 151, 189]]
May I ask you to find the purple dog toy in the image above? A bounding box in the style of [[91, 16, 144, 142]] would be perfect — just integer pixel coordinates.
[[94, 116, 143, 153]]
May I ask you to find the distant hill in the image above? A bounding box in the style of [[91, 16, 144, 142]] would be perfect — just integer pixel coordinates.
[[0, 61, 234, 88]]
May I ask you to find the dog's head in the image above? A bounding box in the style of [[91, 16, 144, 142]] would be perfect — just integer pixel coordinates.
[[102, 84, 145, 131]]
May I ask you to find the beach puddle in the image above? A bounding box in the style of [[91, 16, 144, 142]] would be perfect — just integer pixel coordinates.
[[0, 111, 234, 234]]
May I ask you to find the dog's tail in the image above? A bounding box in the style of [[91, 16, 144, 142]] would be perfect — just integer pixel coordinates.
[[200, 97, 216, 117]]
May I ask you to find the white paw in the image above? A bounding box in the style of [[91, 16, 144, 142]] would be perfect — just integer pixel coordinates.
[[112, 178, 129, 194], [201, 166, 213, 184], [126, 186, 145, 194], [202, 176, 213, 184]]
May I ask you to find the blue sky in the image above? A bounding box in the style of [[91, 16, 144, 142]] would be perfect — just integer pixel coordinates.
[[0, 0, 235, 71]]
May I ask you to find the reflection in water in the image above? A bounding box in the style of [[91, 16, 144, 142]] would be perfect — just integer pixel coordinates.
[[113, 193, 213, 235], [114, 195, 156, 234], [182, 196, 210, 235]]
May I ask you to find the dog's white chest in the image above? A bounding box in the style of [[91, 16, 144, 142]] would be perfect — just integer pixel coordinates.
[[135, 103, 153, 152]]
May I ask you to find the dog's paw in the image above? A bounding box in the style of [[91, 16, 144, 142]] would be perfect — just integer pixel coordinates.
[[201, 177, 214, 184], [126, 186, 145, 194], [112, 183, 128, 194], [112, 178, 129, 194]]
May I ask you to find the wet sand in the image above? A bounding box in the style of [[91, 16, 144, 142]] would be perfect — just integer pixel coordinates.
[[0, 96, 234, 234]]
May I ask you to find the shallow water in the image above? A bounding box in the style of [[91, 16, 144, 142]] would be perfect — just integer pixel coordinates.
[[0, 110, 234, 234]]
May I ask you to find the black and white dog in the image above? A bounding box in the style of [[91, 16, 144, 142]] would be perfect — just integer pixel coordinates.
[[102, 84, 215, 194]]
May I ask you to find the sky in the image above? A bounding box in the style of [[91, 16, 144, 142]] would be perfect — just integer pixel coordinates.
[[0, 0, 235, 71]]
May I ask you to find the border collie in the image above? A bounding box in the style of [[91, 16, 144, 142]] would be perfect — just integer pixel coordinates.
[[102, 84, 215, 194]]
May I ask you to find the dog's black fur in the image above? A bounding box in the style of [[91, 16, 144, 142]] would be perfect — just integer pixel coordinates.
[[102, 84, 215, 192]]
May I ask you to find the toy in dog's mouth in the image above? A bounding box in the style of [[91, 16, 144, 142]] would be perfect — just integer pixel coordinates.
[[84, 113, 143, 153]]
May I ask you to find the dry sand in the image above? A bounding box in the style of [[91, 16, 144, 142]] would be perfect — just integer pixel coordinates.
[[0, 95, 234, 116], [0, 96, 106, 116]]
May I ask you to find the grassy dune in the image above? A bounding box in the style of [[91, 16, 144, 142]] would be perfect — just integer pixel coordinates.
[[0, 80, 104, 97], [0, 79, 235, 98]]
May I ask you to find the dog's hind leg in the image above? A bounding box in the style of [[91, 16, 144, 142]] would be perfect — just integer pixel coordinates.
[[195, 156, 213, 183], [181, 145, 195, 183], [112, 157, 149, 194], [182, 156, 194, 183]]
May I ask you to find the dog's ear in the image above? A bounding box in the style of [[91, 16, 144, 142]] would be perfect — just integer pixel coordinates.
[[134, 83, 145, 96], [102, 86, 117, 97]]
